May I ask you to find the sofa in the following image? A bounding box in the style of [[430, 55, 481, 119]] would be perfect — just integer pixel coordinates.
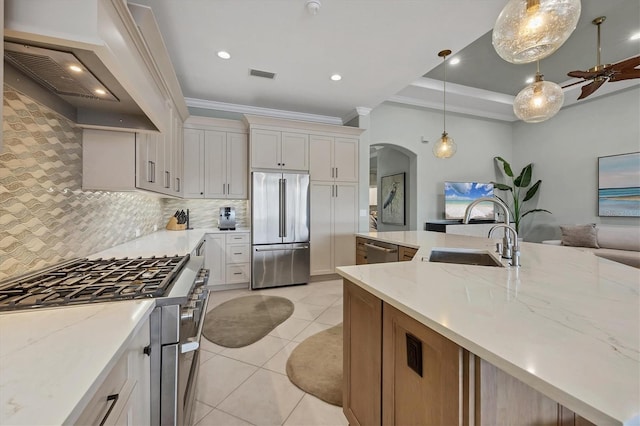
[[542, 224, 640, 269]]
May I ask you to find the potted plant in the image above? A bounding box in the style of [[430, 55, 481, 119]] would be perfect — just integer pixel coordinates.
[[491, 156, 551, 234]]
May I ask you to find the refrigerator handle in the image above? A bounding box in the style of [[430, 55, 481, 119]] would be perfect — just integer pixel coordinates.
[[278, 178, 283, 238], [282, 179, 287, 238]]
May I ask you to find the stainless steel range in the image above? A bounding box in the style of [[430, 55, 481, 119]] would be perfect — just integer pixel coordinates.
[[0, 254, 209, 426]]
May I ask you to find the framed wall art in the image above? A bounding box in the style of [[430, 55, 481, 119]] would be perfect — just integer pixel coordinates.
[[598, 152, 640, 217], [381, 172, 406, 225]]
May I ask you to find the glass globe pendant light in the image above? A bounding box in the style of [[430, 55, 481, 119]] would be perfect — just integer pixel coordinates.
[[433, 50, 457, 159], [513, 61, 564, 123], [493, 0, 581, 64]]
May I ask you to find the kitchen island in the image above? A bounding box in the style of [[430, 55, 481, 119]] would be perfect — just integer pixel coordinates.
[[0, 228, 224, 425], [337, 231, 640, 426]]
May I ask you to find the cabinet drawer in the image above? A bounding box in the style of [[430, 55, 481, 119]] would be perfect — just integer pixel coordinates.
[[226, 263, 250, 283], [75, 351, 128, 424], [226, 233, 250, 245], [226, 244, 250, 263]]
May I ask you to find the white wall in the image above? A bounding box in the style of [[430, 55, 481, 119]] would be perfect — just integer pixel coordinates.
[[512, 87, 640, 241], [363, 102, 514, 231]]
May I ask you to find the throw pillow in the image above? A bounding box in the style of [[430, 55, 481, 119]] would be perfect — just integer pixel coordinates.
[[560, 224, 599, 248]]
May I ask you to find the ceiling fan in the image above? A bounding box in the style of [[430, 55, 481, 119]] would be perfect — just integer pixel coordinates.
[[563, 16, 640, 100]]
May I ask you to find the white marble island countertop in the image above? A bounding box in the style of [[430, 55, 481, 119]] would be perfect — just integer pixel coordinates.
[[340, 231, 640, 426]]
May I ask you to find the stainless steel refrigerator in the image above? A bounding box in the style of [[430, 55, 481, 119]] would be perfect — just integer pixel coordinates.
[[251, 171, 310, 289]]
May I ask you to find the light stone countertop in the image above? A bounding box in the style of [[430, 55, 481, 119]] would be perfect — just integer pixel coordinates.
[[341, 231, 640, 426], [0, 300, 155, 425], [89, 227, 250, 259], [1, 228, 233, 425]]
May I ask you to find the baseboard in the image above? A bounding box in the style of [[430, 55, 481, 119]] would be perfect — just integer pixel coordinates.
[[310, 273, 341, 282]]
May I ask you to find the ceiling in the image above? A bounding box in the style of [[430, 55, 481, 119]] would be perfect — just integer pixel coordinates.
[[130, 0, 640, 124]]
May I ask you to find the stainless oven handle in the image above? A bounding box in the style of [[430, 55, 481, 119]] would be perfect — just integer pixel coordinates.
[[181, 339, 199, 354], [364, 243, 398, 253], [181, 287, 210, 354]]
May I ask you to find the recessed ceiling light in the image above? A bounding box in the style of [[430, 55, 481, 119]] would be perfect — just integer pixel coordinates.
[[94, 89, 106, 95], [217, 51, 231, 59], [630, 32, 640, 41], [525, 76, 535, 84], [69, 65, 82, 73], [449, 57, 460, 65], [330, 74, 342, 81]]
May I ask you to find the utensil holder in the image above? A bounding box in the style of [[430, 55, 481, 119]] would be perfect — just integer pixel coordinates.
[[166, 216, 186, 231]]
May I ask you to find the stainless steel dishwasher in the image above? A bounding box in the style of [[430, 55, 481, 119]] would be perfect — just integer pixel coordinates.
[[364, 240, 399, 263]]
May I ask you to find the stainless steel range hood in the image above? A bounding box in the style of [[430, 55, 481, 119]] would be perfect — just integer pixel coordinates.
[[5, 42, 119, 102], [4, 0, 188, 132]]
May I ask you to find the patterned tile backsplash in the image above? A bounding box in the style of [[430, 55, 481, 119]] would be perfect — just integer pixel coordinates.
[[0, 85, 249, 281], [163, 199, 249, 229]]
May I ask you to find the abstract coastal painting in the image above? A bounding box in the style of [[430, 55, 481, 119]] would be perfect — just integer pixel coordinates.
[[381, 173, 405, 225], [598, 152, 640, 217]]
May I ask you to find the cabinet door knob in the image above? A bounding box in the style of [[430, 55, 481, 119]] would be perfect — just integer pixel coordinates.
[[143, 345, 152, 356]]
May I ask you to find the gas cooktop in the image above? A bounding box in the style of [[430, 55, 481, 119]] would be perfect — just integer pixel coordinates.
[[0, 255, 190, 312]]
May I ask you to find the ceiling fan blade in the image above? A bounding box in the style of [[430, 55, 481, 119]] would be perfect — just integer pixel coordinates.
[[567, 70, 598, 79], [577, 79, 606, 100], [608, 69, 640, 82], [561, 80, 588, 89], [609, 55, 640, 72]]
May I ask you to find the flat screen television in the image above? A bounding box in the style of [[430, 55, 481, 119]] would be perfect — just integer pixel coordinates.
[[444, 182, 495, 220]]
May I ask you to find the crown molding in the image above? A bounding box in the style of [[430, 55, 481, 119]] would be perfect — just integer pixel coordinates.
[[185, 97, 343, 125]]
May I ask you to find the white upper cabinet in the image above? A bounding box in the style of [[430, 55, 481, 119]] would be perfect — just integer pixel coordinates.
[[204, 130, 226, 198], [183, 117, 248, 200], [309, 135, 358, 182], [250, 129, 309, 171], [250, 129, 280, 170], [83, 129, 136, 192], [280, 132, 309, 171], [183, 128, 205, 198], [227, 133, 249, 198]]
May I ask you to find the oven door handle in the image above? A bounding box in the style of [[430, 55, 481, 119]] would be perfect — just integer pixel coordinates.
[[181, 287, 210, 354], [181, 338, 199, 354]]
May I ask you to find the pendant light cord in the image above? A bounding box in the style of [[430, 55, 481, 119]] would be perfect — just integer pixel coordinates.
[[443, 54, 447, 133]]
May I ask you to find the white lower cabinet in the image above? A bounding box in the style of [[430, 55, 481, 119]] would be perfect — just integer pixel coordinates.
[[204, 232, 251, 289], [75, 318, 150, 425], [310, 182, 358, 275], [204, 234, 226, 286]]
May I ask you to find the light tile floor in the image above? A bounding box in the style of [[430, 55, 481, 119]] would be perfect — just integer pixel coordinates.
[[194, 279, 349, 426]]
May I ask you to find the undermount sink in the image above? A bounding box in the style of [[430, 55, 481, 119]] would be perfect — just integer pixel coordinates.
[[425, 247, 504, 267]]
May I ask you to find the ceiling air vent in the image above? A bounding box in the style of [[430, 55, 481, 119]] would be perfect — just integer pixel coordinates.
[[249, 69, 276, 79], [4, 42, 118, 102]]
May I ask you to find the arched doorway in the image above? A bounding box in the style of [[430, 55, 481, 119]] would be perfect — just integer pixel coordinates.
[[369, 143, 418, 231]]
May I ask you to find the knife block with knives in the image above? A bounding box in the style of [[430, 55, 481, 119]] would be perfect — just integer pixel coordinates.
[[166, 209, 189, 231]]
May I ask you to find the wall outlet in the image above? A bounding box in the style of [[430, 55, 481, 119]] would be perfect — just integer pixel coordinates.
[[153, 224, 158, 231], [135, 228, 141, 237]]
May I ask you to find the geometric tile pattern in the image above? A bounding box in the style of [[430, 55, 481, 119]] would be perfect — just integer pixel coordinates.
[[0, 85, 164, 280], [162, 199, 249, 229]]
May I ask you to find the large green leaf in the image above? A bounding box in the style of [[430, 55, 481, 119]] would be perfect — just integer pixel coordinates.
[[521, 208, 552, 218], [522, 180, 541, 202], [494, 157, 513, 177], [514, 164, 532, 187], [490, 181, 512, 192]]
